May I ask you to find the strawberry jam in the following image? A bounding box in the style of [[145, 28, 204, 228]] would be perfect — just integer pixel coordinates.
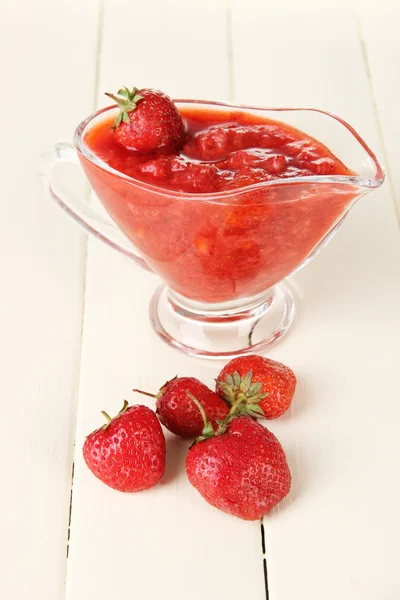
[[80, 106, 356, 303]]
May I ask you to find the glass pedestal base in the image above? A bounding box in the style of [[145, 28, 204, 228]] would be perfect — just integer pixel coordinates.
[[149, 284, 295, 359]]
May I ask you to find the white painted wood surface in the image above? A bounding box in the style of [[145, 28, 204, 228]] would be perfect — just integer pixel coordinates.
[[0, 1, 98, 598], [2, 0, 400, 599], [231, 1, 400, 597], [357, 0, 400, 217], [65, 3, 265, 599]]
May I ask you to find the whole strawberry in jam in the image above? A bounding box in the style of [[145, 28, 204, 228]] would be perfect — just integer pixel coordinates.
[[216, 354, 297, 419], [133, 377, 229, 438], [83, 401, 166, 492], [186, 416, 291, 520], [105, 86, 185, 152]]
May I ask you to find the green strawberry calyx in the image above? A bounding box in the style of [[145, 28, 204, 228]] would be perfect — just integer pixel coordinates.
[[105, 86, 144, 129], [216, 370, 268, 419], [187, 389, 255, 445], [101, 399, 129, 430]]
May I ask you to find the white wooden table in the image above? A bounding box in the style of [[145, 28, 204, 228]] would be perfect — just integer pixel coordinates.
[[2, 0, 400, 598]]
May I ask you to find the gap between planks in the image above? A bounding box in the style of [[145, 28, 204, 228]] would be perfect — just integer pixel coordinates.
[[227, 0, 270, 596], [65, 3, 270, 598], [354, 1, 400, 229], [64, 0, 105, 583], [261, 520, 270, 600]]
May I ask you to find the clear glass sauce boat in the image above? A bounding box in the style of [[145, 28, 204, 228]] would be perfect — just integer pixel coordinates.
[[39, 100, 384, 359]]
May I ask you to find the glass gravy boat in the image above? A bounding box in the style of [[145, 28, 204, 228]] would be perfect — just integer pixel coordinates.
[[39, 101, 384, 358]]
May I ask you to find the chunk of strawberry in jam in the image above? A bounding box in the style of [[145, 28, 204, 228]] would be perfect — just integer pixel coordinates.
[[224, 168, 273, 191], [139, 157, 171, 179], [266, 154, 287, 173], [137, 156, 220, 193], [283, 140, 309, 156], [185, 126, 231, 160], [220, 149, 287, 174], [258, 126, 295, 148], [185, 123, 297, 162], [82, 105, 355, 303], [169, 159, 219, 193], [85, 108, 352, 195], [227, 125, 261, 151], [296, 147, 322, 163], [205, 238, 262, 282], [193, 224, 262, 283], [308, 157, 337, 175]]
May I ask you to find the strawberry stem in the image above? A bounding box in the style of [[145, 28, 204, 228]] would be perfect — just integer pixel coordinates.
[[101, 400, 129, 430], [186, 392, 215, 442], [228, 396, 246, 417], [118, 400, 129, 415], [132, 388, 157, 400], [104, 93, 121, 104], [132, 377, 178, 401], [187, 392, 208, 426], [101, 411, 112, 425]]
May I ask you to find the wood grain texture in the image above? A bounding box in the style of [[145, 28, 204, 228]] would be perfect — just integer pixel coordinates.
[[4, 0, 399, 598], [0, 1, 98, 598], [231, 0, 400, 597], [356, 0, 400, 217], [65, 1, 265, 599]]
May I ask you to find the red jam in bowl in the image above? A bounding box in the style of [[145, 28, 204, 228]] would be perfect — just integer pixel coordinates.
[[80, 106, 356, 303]]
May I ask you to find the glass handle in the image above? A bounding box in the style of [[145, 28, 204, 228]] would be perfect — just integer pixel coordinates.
[[39, 141, 154, 273]]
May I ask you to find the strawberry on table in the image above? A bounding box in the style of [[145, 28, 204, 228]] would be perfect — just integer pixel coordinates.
[[133, 377, 229, 438], [83, 401, 166, 492], [186, 410, 291, 520], [105, 86, 186, 152], [216, 354, 297, 419]]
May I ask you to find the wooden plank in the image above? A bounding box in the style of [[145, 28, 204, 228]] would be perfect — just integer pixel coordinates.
[[66, 1, 266, 599], [0, 0, 99, 598], [230, 0, 400, 598], [356, 0, 400, 217], [97, 0, 231, 103]]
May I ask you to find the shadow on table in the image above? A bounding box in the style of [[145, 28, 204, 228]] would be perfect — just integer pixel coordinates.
[[162, 434, 190, 485]]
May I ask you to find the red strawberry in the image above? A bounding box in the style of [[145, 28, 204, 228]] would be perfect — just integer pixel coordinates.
[[105, 86, 185, 152], [186, 416, 291, 520], [216, 354, 296, 419], [83, 401, 165, 492], [133, 377, 229, 438]]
